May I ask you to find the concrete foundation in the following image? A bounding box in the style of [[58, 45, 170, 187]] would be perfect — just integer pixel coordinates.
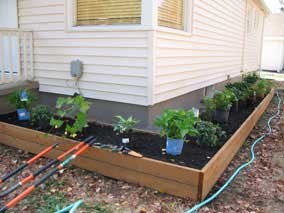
[[0, 76, 242, 130]]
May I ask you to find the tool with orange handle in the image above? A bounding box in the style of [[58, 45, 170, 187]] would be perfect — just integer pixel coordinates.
[[0, 136, 94, 198], [0, 137, 96, 213], [0, 143, 58, 185]]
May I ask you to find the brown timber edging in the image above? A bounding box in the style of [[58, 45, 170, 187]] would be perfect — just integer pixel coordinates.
[[0, 89, 275, 201]]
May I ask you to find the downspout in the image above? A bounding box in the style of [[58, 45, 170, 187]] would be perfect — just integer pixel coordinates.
[[258, 14, 266, 71], [241, 0, 248, 74]]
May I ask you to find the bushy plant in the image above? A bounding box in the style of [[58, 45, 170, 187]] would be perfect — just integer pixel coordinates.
[[8, 89, 37, 110], [154, 109, 199, 140], [31, 105, 53, 128], [196, 120, 226, 147], [213, 89, 235, 111], [113, 116, 139, 134], [202, 96, 216, 121], [243, 72, 259, 85], [254, 79, 267, 98], [50, 95, 91, 138]]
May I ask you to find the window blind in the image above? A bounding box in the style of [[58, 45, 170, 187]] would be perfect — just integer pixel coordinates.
[[77, 0, 141, 26], [158, 0, 184, 30]]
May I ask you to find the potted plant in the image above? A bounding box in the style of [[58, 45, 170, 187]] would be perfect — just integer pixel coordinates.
[[8, 89, 37, 121], [213, 89, 235, 123], [154, 109, 199, 156], [113, 115, 139, 148], [195, 120, 226, 147], [31, 105, 53, 129]]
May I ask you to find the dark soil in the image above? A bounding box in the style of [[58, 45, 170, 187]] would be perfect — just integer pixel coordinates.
[[0, 99, 262, 170]]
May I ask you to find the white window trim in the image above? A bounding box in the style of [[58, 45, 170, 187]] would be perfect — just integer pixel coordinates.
[[157, 0, 194, 36], [65, 0, 157, 32], [65, 0, 193, 37]]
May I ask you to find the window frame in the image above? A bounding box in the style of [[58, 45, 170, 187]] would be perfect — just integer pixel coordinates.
[[65, 0, 193, 36], [157, 0, 194, 35]]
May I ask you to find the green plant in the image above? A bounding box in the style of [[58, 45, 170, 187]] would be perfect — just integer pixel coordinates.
[[8, 89, 37, 110], [243, 72, 259, 85], [202, 96, 216, 121], [113, 115, 139, 134], [265, 80, 274, 94], [31, 105, 52, 127], [254, 79, 267, 98], [213, 89, 234, 111], [50, 95, 91, 138], [196, 120, 226, 147], [154, 109, 199, 140]]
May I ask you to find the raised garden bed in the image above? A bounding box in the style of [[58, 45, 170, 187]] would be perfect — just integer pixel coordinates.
[[0, 89, 275, 201]]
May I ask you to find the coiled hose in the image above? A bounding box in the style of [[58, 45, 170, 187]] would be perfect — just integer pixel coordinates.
[[185, 89, 282, 213]]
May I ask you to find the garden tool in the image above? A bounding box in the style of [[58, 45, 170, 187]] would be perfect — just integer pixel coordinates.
[[0, 137, 97, 212], [0, 136, 94, 198], [0, 143, 58, 185]]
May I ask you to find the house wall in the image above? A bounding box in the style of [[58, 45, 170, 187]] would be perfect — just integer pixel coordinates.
[[153, 0, 265, 104], [18, 0, 151, 106], [243, 1, 265, 72], [261, 13, 284, 72]]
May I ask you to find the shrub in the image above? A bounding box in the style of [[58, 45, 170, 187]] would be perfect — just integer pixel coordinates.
[[196, 120, 226, 147], [31, 105, 53, 128], [254, 79, 267, 98], [154, 109, 199, 140], [8, 89, 37, 110], [113, 115, 139, 134], [50, 95, 91, 138], [243, 72, 259, 85], [213, 89, 235, 111], [202, 96, 216, 121]]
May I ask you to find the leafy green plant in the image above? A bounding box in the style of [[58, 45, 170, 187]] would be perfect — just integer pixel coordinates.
[[113, 115, 139, 134], [154, 109, 199, 140], [202, 96, 216, 121], [8, 89, 37, 110], [31, 105, 53, 128], [213, 89, 234, 111], [243, 72, 259, 85], [50, 95, 91, 138], [196, 120, 226, 147], [254, 79, 267, 98]]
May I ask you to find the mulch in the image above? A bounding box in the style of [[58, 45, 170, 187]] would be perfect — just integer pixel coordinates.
[[0, 92, 283, 213]]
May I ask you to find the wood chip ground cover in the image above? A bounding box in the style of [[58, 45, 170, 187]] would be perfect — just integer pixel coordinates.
[[0, 91, 283, 212]]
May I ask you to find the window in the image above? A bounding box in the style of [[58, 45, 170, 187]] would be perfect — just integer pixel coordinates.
[[76, 0, 142, 26], [158, 0, 184, 30]]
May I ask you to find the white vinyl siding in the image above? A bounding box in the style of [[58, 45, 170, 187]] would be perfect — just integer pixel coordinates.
[[18, 0, 266, 106], [18, 0, 150, 105], [153, 0, 265, 104], [243, 1, 264, 72]]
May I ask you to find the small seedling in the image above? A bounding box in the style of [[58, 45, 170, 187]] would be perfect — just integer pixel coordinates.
[[113, 115, 139, 146], [31, 105, 52, 129], [113, 115, 139, 134], [50, 95, 91, 138]]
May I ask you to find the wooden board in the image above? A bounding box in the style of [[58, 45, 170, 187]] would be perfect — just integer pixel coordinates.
[[0, 89, 275, 201], [0, 123, 201, 200], [200, 88, 275, 200]]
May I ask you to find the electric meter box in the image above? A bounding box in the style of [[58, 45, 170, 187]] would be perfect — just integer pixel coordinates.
[[70, 60, 83, 78]]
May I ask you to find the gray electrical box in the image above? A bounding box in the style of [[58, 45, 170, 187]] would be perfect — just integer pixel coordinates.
[[70, 60, 83, 79]]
